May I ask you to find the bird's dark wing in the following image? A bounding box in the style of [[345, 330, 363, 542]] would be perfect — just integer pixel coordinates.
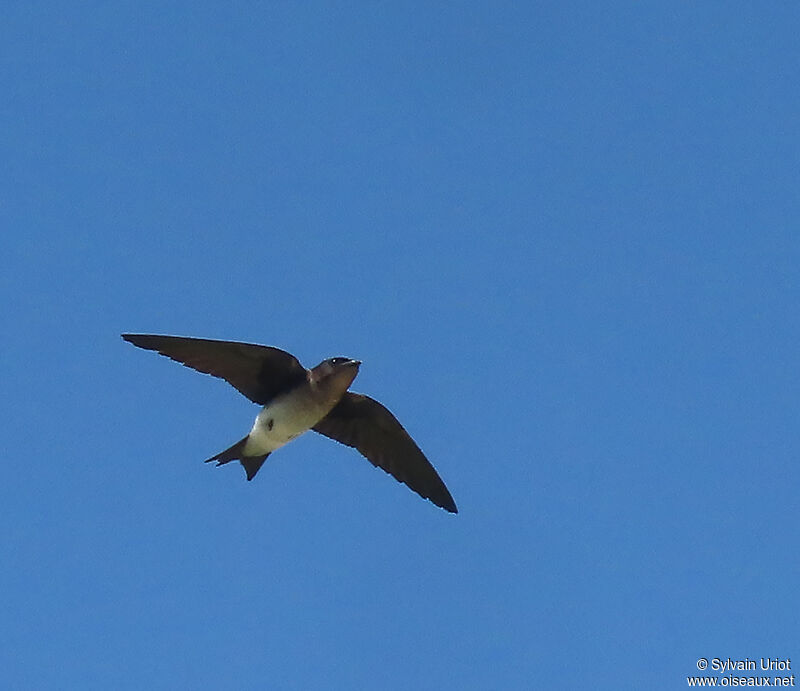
[[121, 334, 307, 405], [313, 392, 457, 513]]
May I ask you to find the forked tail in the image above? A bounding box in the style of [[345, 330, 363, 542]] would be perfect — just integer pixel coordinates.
[[205, 436, 270, 481]]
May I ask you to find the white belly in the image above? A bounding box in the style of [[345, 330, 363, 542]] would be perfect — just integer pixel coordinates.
[[242, 393, 331, 456]]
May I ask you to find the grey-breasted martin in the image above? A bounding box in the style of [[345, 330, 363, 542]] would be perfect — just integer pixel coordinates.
[[121, 334, 457, 513]]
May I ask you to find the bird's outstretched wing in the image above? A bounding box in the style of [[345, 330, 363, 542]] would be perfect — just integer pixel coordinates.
[[313, 392, 457, 513], [121, 334, 307, 405]]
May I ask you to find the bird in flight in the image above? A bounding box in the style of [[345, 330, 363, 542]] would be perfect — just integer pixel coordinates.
[[121, 334, 457, 513]]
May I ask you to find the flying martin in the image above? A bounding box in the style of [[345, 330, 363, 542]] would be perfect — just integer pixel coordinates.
[[121, 334, 457, 513]]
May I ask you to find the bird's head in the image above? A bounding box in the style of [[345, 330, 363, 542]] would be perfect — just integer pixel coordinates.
[[310, 356, 361, 394]]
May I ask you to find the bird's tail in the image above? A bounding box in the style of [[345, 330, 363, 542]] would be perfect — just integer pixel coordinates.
[[205, 436, 270, 481]]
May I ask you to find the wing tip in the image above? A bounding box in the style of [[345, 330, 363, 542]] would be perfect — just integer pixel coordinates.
[[436, 495, 458, 514], [121, 333, 156, 349]]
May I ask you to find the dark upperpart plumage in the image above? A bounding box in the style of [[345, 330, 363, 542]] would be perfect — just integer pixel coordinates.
[[122, 334, 457, 513]]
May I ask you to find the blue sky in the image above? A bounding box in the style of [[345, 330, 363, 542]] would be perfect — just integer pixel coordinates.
[[2, 2, 798, 689]]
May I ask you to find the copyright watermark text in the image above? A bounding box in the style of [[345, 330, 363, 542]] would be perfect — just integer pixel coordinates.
[[688, 658, 794, 687]]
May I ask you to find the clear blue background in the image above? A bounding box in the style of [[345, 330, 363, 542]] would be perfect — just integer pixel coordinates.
[[2, 2, 798, 689]]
